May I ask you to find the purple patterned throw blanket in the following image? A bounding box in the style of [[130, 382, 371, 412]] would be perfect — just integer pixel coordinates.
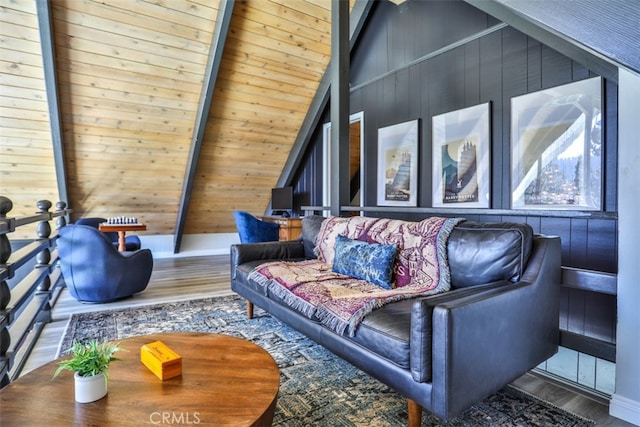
[[248, 216, 463, 336]]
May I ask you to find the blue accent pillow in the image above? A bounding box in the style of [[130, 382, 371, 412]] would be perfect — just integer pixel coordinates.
[[332, 234, 398, 289]]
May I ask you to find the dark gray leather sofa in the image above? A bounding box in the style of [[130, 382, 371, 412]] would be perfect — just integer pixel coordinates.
[[230, 216, 560, 425]]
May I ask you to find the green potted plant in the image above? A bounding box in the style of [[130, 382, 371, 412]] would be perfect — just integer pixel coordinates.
[[53, 339, 125, 403]]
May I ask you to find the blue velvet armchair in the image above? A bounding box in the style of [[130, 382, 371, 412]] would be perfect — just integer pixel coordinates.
[[57, 224, 153, 303], [233, 211, 280, 243], [75, 217, 142, 251]]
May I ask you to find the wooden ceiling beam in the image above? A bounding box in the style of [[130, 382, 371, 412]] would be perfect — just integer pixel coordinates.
[[329, 0, 351, 217], [36, 0, 69, 210], [173, 0, 235, 254]]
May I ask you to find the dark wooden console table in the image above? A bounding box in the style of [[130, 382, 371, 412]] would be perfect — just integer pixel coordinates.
[[0, 332, 280, 426], [260, 216, 302, 241]]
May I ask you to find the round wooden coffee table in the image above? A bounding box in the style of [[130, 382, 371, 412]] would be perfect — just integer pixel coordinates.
[[0, 332, 280, 426]]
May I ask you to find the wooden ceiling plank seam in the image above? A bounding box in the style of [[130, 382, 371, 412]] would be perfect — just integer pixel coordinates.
[[252, 0, 330, 29], [58, 98, 196, 129], [59, 112, 193, 135], [214, 89, 311, 113], [59, 0, 217, 45], [0, 87, 46, 102], [1, 73, 47, 90], [52, 31, 209, 76], [60, 94, 196, 123], [35, 0, 69, 208], [0, 3, 39, 27], [1, 128, 50, 140], [57, 81, 199, 112], [201, 146, 291, 159], [220, 56, 324, 84], [1, 113, 50, 126], [206, 133, 301, 147], [174, 0, 235, 254], [61, 126, 193, 144], [207, 96, 306, 119], [65, 136, 189, 153], [53, 20, 212, 67], [224, 36, 329, 70], [203, 123, 299, 139], [0, 139, 53, 149], [0, 19, 42, 39], [52, 4, 213, 55], [137, 0, 218, 23], [237, 6, 331, 52], [218, 65, 320, 96], [54, 52, 205, 91], [55, 0, 216, 33], [275, 0, 331, 21], [276, 0, 373, 194], [0, 36, 41, 55], [57, 80, 199, 107], [226, 28, 330, 64], [1, 60, 49, 80], [0, 49, 44, 68], [215, 76, 312, 105], [1, 108, 50, 122], [220, 61, 323, 90], [230, 9, 331, 58], [2, 145, 66, 157]]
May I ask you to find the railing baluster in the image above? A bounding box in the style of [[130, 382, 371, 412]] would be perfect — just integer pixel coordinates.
[[35, 201, 52, 324], [0, 195, 72, 387], [0, 196, 14, 387]]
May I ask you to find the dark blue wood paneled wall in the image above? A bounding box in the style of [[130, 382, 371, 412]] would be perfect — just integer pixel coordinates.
[[291, 1, 617, 347]]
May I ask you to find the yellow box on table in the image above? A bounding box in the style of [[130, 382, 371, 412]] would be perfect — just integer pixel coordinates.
[[140, 340, 182, 380]]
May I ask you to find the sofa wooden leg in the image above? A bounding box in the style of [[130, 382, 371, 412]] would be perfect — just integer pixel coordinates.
[[407, 399, 422, 427], [246, 301, 254, 319]]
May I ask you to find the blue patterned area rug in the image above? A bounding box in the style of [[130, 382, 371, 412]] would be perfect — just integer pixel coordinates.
[[59, 295, 594, 427]]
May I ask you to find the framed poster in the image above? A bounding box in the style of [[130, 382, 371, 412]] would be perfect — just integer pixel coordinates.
[[511, 77, 602, 210], [432, 102, 491, 208], [377, 120, 419, 206]]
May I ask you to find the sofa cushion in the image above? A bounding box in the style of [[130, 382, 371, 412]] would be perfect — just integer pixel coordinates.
[[236, 260, 277, 297], [447, 221, 534, 288], [332, 235, 398, 290], [349, 299, 413, 369], [301, 215, 326, 258]]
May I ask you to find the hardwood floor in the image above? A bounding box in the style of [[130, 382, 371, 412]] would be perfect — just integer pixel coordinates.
[[21, 255, 632, 426], [22, 255, 234, 374]]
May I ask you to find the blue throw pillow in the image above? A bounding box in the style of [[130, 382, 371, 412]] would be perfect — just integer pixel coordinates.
[[332, 234, 398, 289]]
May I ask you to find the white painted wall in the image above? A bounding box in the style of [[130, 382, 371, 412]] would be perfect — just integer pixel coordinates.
[[610, 67, 640, 426], [140, 233, 239, 259]]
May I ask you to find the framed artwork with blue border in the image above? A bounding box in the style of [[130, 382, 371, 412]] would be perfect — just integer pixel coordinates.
[[377, 119, 419, 207], [432, 102, 491, 208]]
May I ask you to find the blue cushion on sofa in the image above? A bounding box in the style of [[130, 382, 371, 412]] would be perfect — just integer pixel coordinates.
[[332, 234, 398, 289]]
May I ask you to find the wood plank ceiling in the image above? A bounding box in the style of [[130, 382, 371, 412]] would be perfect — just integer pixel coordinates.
[[0, 0, 341, 239]]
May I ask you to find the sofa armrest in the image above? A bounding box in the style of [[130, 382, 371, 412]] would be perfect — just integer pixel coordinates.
[[427, 236, 560, 420], [409, 280, 510, 382], [230, 240, 305, 279]]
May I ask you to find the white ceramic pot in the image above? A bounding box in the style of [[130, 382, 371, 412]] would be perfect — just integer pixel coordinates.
[[74, 372, 108, 403]]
